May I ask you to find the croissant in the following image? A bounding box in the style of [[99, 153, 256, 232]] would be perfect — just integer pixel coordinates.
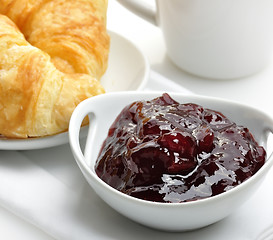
[[0, 0, 109, 78], [0, 0, 109, 139]]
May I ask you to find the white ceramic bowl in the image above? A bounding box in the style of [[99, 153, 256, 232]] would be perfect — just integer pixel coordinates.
[[69, 91, 273, 231]]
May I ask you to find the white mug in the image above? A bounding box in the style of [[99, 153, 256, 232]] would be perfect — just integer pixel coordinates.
[[117, 0, 273, 79]]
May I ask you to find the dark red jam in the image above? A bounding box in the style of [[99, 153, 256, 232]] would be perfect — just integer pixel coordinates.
[[95, 94, 266, 203]]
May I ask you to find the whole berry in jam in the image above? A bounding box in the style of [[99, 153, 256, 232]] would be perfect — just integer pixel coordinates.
[[95, 94, 266, 203]]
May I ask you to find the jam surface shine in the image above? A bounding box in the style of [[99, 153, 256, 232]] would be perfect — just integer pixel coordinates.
[[95, 94, 266, 203]]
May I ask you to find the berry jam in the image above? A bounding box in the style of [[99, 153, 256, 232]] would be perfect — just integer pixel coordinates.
[[95, 94, 266, 203]]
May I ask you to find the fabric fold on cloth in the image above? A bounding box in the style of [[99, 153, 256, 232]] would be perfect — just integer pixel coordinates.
[[0, 71, 273, 240]]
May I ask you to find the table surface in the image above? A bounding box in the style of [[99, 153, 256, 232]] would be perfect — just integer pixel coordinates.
[[1, 0, 273, 239]]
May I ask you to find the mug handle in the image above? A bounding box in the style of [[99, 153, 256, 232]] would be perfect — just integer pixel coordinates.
[[116, 0, 157, 26]]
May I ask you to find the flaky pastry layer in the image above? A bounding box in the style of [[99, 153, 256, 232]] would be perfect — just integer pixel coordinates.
[[0, 0, 109, 138]]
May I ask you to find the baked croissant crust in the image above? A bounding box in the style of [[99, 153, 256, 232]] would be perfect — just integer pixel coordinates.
[[0, 0, 109, 79], [0, 0, 109, 139]]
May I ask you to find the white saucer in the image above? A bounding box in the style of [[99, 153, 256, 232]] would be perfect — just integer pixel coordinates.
[[101, 31, 149, 91], [0, 31, 149, 150]]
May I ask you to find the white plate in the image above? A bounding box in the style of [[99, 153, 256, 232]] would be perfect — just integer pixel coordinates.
[[0, 31, 149, 150], [101, 31, 149, 91]]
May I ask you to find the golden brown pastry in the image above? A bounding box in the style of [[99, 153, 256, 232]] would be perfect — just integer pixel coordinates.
[[0, 13, 106, 138], [0, 0, 109, 79], [0, 0, 109, 138]]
